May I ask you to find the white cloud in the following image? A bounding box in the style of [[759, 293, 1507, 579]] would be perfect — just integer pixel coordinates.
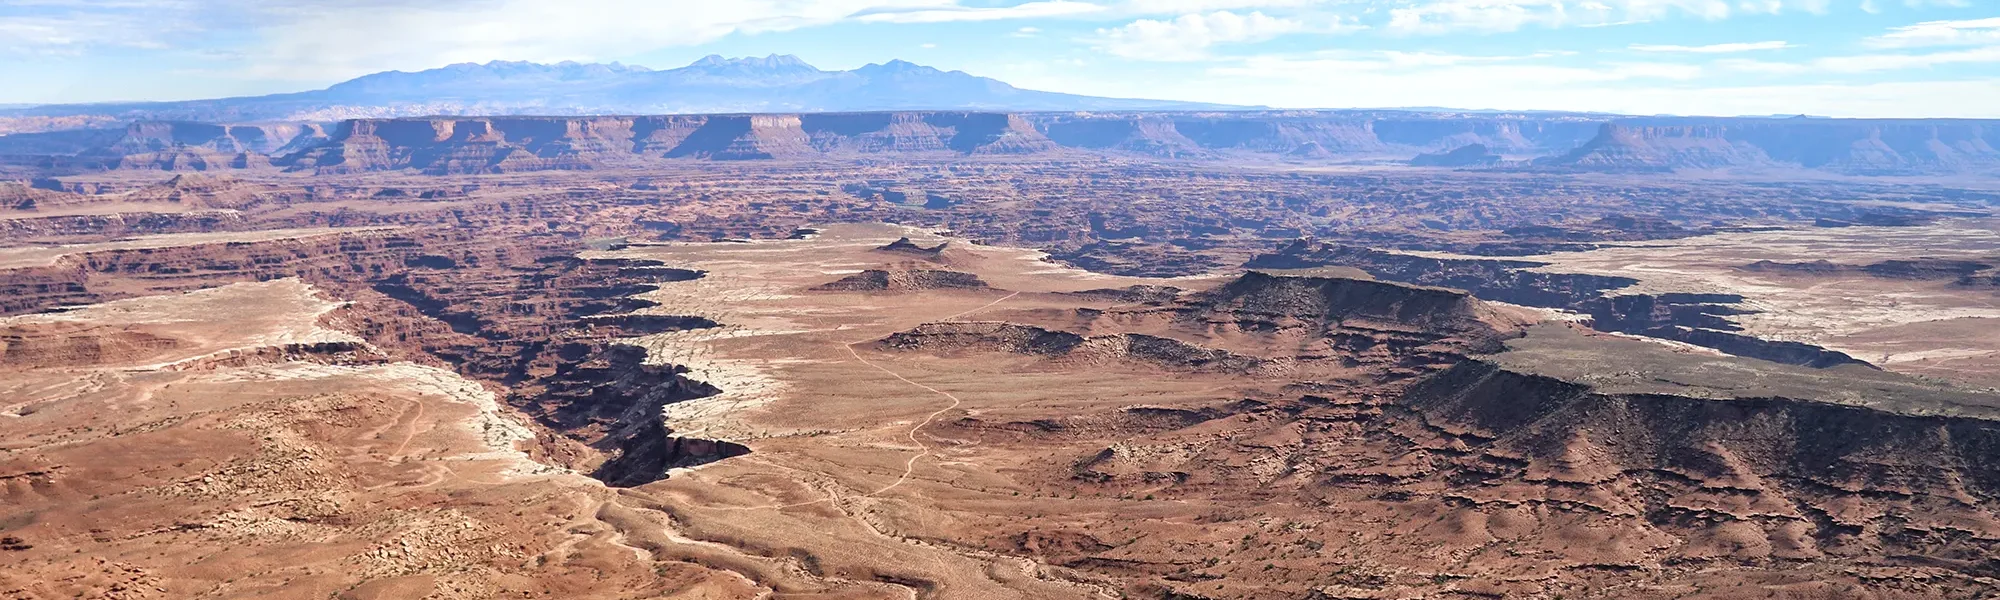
[[1210, 51, 1704, 87], [1814, 44, 2000, 72], [1629, 40, 1792, 53], [1004, 46, 2000, 116], [1025, 50, 2000, 116], [1382, 0, 1834, 34], [1385, 0, 1570, 34], [1117, 0, 1323, 11], [1865, 17, 2000, 49], [1094, 10, 1315, 61], [856, 1, 1108, 23], [1711, 57, 1809, 74], [1710, 44, 2000, 75], [0, 17, 119, 53], [0, 6, 189, 54]]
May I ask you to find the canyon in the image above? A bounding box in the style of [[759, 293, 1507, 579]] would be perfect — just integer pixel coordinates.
[[0, 111, 1997, 599]]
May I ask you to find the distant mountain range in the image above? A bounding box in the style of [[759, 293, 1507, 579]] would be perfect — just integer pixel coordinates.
[[2, 54, 1996, 177], [0, 55, 1241, 123]]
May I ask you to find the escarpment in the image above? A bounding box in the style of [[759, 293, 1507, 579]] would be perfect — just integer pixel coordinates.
[[1407, 358, 2000, 494], [15, 111, 1999, 176], [279, 112, 1061, 173], [0, 121, 325, 171], [1368, 327, 2000, 570], [980, 305, 2000, 593], [1541, 118, 2000, 175], [0, 323, 184, 369]]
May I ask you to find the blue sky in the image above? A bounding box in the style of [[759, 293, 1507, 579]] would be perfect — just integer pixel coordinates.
[[3, 0, 1997, 117]]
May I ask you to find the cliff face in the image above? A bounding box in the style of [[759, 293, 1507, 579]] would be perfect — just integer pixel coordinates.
[[269, 113, 2000, 175], [1188, 270, 1512, 337], [281, 112, 1061, 172], [1032, 112, 1604, 159], [11, 112, 2000, 175], [282, 117, 634, 173], [0, 121, 325, 171], [1544, 118, 2000, 174], [1391, 357, 2000, 571]]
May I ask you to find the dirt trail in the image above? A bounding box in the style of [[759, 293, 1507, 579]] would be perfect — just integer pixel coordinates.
[[709, 291, 1021, 512], [854, 291, 1019, 496]]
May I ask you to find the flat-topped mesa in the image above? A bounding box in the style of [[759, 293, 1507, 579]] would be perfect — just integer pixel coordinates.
[[0, 121, 327, 171], [1186, 270, 1526, 341], [1032, 112, 1607, 159], [282, 116, 641, 174], [1540, 118, 2000, 175], [277, 112, 1061, 173]]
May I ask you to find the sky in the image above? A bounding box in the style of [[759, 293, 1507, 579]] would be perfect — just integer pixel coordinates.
[[2, 0, 1998, 117]]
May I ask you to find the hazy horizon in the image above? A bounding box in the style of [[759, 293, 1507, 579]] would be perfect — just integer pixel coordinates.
[[2, 1, 1998, 118]]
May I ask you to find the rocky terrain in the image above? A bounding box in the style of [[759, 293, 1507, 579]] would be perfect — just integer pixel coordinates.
[[0, 132, 1996, 598], [10, 110, 2000, 177]]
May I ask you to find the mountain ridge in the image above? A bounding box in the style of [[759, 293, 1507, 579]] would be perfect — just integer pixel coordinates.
[[0, 56, 1243, 124]]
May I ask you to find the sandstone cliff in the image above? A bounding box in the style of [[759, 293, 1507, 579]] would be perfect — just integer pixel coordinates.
[[11, 112, 2000, 176], [1542, 118, 2000, 175]]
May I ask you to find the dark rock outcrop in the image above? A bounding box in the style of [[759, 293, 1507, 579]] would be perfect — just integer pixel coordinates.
[[812, 268, 988, 292], [1245, 240, 1876, 369], [882, 322, 1263, 372]]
